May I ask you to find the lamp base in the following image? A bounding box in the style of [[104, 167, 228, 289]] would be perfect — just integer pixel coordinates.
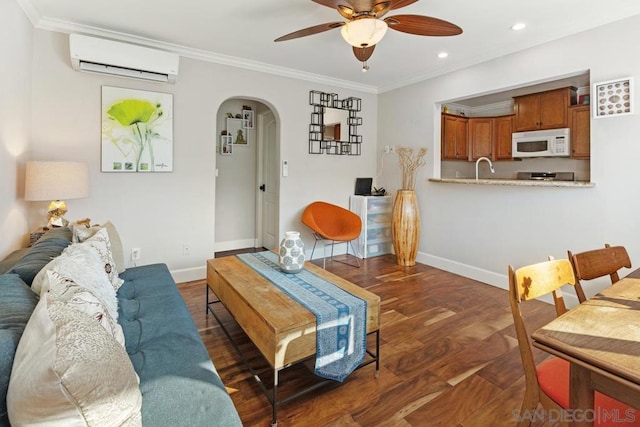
[[48, 216, 69, 228], [47, 200, 69, 228]]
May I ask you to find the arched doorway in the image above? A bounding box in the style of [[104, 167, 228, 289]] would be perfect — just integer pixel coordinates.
[[214, 98, 279, 253]]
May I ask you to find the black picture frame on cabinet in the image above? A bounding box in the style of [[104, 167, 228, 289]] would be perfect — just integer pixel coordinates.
[[309, 90, 362, 155]]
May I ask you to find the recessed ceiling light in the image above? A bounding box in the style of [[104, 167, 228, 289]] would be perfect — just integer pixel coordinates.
[[511, 22, 526, 31], [437, 52, 448, 59]]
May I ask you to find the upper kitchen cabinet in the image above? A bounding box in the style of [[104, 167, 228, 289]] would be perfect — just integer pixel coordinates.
[[468, 115, 513, 161], [442, 114, 468, 160], [494, 115, 514, 160], [513, 87, 577, 132], [468, 118, 493, 160], [569, 105, 590, 159]]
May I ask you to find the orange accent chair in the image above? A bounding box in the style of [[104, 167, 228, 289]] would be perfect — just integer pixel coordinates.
[[301, 201, 362, 268], [509, 259, 639, 426]]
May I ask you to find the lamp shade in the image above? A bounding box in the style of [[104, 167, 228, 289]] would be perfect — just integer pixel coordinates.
[[25, 161, 89, 201], [340, 18, 388, 48]]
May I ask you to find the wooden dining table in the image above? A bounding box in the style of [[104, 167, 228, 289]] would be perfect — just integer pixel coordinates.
[[531, 276, 640, 426]]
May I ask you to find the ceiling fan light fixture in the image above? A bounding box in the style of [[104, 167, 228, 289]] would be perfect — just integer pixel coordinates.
[[340, 18, 388, 48]]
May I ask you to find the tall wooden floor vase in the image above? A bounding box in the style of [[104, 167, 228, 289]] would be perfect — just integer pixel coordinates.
[[392, 190, 420, 267]]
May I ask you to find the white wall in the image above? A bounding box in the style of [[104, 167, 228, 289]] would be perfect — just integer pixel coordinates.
[[24, 29, 377, 280], [378, 14, 640, 299], [0, 0, 32, 258]]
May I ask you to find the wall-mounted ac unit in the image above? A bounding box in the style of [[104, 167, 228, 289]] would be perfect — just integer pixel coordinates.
[[69, 34, 179, 83]]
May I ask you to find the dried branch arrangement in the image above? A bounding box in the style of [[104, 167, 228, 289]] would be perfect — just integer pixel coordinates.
[[395, 146, 427, 190]]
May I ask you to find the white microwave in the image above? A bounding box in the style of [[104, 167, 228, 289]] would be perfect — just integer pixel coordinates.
[[512, 128, 570, 158]]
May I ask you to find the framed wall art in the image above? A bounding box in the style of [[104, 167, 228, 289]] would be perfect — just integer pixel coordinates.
[[593, 77, 634, 118], [227, 117, 247, 146], [101, 86, 173, 172]]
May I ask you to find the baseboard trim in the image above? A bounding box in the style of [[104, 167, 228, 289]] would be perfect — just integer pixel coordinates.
[[417, 252, 507, 290], [416, 251, 577, 307], [215, 239, 257, 252], [171, 266, 206, 284]]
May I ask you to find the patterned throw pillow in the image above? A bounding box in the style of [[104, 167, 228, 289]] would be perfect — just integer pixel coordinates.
[[46, 270, 125, 346], [31, 243, 119, 322], [72, 221, 125, 274], [80, 228, 124, 291], [7, 294, 142, 426]]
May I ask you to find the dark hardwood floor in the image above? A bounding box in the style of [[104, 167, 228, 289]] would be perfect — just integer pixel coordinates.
[[177, 253, 557, 426]]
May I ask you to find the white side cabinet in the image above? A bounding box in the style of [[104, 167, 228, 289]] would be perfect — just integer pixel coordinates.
[[350, 195, 393, 259]]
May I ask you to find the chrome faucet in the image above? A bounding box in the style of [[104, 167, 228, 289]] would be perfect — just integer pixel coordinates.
[[475, 156, 495, 180]]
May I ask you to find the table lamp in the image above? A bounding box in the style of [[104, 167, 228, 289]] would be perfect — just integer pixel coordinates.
[[24, 161, 89, 227]]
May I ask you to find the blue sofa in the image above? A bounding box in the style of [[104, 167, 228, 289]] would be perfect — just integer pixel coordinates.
[[0, 227, 241, 426]]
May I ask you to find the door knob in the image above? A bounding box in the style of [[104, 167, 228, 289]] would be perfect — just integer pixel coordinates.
[[259, 184, 266, 192]]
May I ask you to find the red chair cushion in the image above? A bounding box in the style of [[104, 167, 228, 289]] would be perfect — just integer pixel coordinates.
[[537, 357, 640, 426]]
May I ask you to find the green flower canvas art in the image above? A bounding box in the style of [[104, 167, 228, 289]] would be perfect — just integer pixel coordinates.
[[101, 86, 173, 172]]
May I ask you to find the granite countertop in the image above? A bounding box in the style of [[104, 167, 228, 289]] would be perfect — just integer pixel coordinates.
[[429, 178, 595, 188]]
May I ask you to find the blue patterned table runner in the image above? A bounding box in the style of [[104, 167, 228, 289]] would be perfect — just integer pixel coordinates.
[[237, 251, 367, 382]]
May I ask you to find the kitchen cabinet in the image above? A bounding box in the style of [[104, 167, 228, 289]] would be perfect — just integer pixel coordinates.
[[569, 105, 590, 159], [468, 115, 514, 161], [468, 118, 493, 160], [349, 195, 392, 259], [441, 114, 468, 160], [494, 115, 514, 160], [513, 87, 577, 132]]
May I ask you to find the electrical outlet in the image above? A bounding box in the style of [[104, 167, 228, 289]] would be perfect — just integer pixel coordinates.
[[131, 248, 141, 261], [384, 145, 395, 154], [182, 245, 190, 256]]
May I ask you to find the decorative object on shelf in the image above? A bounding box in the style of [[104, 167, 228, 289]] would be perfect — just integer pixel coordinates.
[[308, 90, 362, 155], [242, 110, 254, 129], [593, 77, 633, 118], [101, 86, 173, 172], [391, 146, 427, 267], [227, 117, 247, 146], [578, 94, 590, 105], [220, 134, 233, 155], [278, 231, 305, 273], [25, 161, 90, 227]]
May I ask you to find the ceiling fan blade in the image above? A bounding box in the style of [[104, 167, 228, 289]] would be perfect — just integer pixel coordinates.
[[353, 45, 376, 62], [384, 14, 463, 36], [274, 22, 344, 42]]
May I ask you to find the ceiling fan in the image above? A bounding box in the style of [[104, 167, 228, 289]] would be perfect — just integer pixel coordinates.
[[275, 0, 462, 71]]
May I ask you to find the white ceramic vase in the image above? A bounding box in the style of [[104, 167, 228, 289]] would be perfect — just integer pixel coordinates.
[[279, 231, 305, 273]]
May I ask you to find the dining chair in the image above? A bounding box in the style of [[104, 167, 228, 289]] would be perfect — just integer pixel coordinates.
[[301, 201, 362, 268], [568, 244, 631, 303], [509, 259, 638, 426]]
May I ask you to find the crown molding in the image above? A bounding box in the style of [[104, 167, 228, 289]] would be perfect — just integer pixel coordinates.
[[23, 7, 379, 95], [16, 0, 41, 26]]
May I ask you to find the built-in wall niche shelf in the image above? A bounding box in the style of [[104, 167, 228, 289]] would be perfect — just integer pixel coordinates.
[[309, 90, 362, 155], [220, 133, 233, 155]]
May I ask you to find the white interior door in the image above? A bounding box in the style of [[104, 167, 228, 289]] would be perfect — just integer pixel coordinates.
[[260, 111, 278, 250]]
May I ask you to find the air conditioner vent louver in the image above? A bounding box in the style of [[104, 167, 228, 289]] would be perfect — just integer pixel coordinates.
[[69, 34, 179, 84]]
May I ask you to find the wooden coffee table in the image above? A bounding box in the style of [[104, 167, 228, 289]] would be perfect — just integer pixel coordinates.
[[206, 256, 380, 426]]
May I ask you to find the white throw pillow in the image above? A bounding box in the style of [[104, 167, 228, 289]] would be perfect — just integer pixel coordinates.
[[73, 221, 125, 274], [32, 243, 119, 322], [7, 293, 142, 426], [45, 270, 125, 347], [81, 228, 124, 291]]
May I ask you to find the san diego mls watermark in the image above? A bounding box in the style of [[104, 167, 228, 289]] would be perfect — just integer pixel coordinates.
[[513, 408, 637, 424]]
